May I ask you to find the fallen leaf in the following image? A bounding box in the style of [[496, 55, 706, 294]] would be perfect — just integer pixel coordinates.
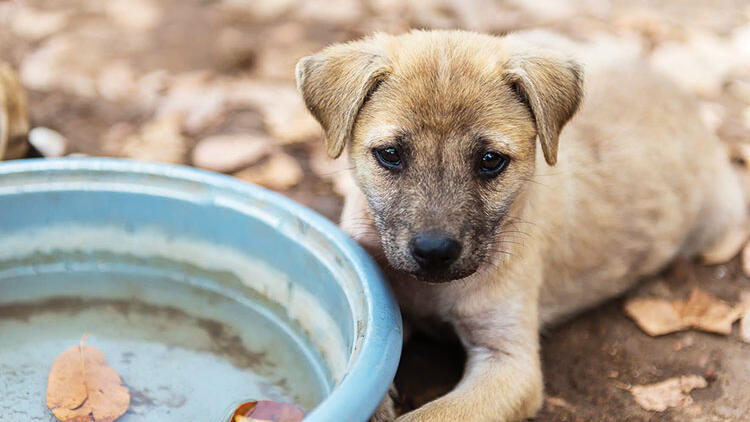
[[295, 0, 362, 25], [230, 400, 304, 422], [234, 152, 303, 190], [105, 0, 162, 31], [47, 334, 130, 422], [545, 396, 574, 411], [630, 375, 707, 412], [119, 114, 187, 163], [156, 72, 227, 134], [224, 80, 320, 144], [20, 34, 98, 97], [220, 0, 300, 21], [192, 134, 274, 173], [624, 297, 687, 336], [97, 61, 137, 102], [739, 291, 750, 343], [9, 6, 69, 41], [742, 241, 750, 278], [625, 288, 741, 336], [677, 288, 739, 335]]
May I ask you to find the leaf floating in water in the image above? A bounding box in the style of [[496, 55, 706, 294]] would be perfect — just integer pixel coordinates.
[[231, 400, 305, 422], [46, 333, 130, 422]]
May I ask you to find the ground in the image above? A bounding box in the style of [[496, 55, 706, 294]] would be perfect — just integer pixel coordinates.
[[1, 0, 749, 421]]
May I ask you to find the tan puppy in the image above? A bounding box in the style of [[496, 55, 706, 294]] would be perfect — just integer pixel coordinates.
[[296, 30, 746, 421]]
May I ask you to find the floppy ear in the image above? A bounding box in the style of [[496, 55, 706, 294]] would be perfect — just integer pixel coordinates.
[[505, 53, 583, 166], [296, 40, 389, 158]]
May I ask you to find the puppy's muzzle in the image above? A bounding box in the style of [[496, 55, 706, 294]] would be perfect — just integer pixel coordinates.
[[410, 231, 462, 274]]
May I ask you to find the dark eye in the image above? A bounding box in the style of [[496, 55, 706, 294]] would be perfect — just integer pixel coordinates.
[[374, 147, 402, 170], [479, 152, 509, 176]]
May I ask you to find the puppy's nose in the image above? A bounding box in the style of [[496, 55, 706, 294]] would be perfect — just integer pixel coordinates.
[[410, 232, 462, 271]]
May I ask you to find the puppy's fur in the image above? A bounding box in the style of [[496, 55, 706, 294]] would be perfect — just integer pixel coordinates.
[[296, 30, 746, 421]]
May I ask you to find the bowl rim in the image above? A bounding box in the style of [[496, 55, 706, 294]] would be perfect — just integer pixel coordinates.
[[0, 157, 403, 422]]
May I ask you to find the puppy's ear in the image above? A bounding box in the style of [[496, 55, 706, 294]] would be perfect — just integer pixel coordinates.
[[505, 53, 583, 166], [296, 40, 389, 158]]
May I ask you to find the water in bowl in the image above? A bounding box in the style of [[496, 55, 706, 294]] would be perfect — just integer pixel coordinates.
[[0, 269, 329, 421]]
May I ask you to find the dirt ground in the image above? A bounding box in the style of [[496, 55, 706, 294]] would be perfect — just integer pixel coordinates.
[[2, 0, 750, 420]]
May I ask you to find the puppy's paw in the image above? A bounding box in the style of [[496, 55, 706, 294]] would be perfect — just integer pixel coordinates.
[[369, 384, 398, 422]]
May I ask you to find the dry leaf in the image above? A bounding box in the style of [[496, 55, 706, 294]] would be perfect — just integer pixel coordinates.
[[20, 34, 98, 97], [224, 80, 320, 144], [624, 298, 688, 336], [97, 61, 137, 102], [630, 375, 707, 412], [739, 291, 750, 343], [156, 72, 227, 133], [677, 288, 740, 335], [192, 134, 273, 173], [47, 334, 130, 422], [105, 0, 161, 31], [545, 396, 574, 411], [234, 152, 303, 190], [9, 6, 69, 41], [120, 114, 187, 163], [625, 288, 741, 336], [742, 242, 750, 278], [230, 400, 304, 422]]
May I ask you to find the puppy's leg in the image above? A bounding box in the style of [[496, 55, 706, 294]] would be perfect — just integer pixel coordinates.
[[370, 384, 399, 422], [397, 290, 542, 422]]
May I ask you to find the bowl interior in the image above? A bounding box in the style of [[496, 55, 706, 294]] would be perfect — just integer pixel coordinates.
[[0, 158, 401, 421]]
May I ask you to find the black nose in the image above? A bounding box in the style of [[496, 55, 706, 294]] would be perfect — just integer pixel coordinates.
[[410, 232, 462, 271]]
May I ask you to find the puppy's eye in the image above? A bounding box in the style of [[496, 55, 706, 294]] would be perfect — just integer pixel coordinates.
[[479, 152, 509, 176], [374, 147, 402, 170]]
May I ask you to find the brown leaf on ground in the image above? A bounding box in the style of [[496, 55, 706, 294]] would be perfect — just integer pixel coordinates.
[[677, 288, 740, 335], [630, 375, 708, 412], [192, 134, 274, 173], [119, 114, 187, 163], [625, 288, 741, 336], [742, 241, 750, 278], [738, 291, 750, 343], [233, 152, 303, 190], [46, 334, 130, 422], [624, 297, 688, 336], [230, 400, 304, 422], [545, 396, 574, 411], [224, 80, 320, 144]]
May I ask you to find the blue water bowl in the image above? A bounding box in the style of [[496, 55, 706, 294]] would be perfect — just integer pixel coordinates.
[[0, 158, 402, 421]]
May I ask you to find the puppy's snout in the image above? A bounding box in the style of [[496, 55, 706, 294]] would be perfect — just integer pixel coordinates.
[[410, 232, 462, 271]]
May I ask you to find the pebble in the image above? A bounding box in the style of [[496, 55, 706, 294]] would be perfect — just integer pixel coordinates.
[[28, 127, 66, 157]]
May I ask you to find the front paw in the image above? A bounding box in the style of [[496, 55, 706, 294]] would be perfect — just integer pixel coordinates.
[[369, 385, 398, 422]]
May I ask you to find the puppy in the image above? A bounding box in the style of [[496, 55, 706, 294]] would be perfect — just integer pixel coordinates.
[[296, 30, 746, 421]]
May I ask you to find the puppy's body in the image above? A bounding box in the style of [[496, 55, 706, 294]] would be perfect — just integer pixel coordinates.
[[297, 30, 745, 421]]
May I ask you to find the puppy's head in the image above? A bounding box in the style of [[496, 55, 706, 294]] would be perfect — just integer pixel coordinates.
[[297, 31, 582, 282]]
